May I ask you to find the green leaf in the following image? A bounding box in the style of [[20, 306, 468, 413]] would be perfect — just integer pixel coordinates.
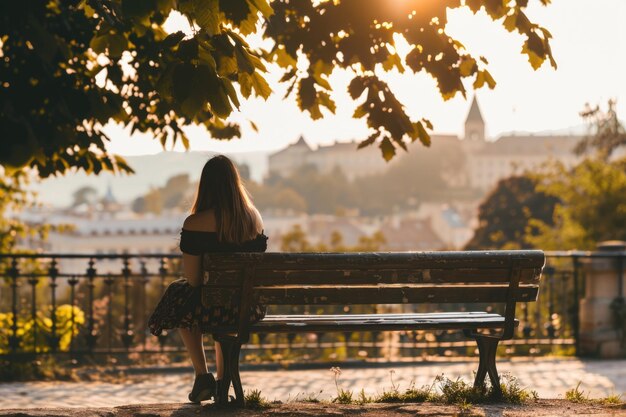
[[172, 63, 196, 102], [515, 12, 533, 33], [416, 121, 431, 146], [459, 56, 476, 77], [89, 34, 108, 54], [235, 45, 256, 74], [162, 31, 185, 48], [382, 53, 404, 73], [247, 0, 273, 18], [156, 65, 175, 98], [248, 72, 271, 99], [193, 0, 220, 36], [503, 13, 517, 33], [221, 78, 241, 109], [318, 91, 336, 114], [473, 70, 485, 89], [357, 132, 378, 149], [379, 136, 395, 161], [483, 70, 496, 89], [272, 46, 297, 67], [217, 56, 237, 75], [122, 0, 155, 20], [180, 132, 190, 149], [238, 72, 252, 98], [348, 76, 367, 99], [90, 32, 129, 59], [298, 77, 316, 109], [353, 104, 367, 119], [178, 38, 199, 61], [220, 0, 250, 24], [521, 42, 545, 70]]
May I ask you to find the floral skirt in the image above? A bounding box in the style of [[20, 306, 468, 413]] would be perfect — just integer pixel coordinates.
[[148, 278, 266, 336]]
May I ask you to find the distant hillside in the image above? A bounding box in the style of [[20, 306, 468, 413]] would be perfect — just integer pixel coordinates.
[[29, 151, 270, 208]]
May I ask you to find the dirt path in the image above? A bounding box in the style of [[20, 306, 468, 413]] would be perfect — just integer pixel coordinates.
[[1, 401, 624, 417]]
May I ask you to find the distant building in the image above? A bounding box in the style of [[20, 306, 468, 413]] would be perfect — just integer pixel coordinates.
[[268, 97, 584, 192], [459, 97, 582, 190], [268, 136, 389, 181], [463, 134, 580, 190], [464, 96, 485, 142]]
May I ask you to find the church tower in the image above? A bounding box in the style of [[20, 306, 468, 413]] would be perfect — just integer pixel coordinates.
[[464, 96, 485, 141]]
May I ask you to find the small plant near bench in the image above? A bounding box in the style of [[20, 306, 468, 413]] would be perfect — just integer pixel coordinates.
[[244, 389, 271, 409], [244, 372, 623, 412], [565, 382, 624, 406], [325, 367, 537, 409]]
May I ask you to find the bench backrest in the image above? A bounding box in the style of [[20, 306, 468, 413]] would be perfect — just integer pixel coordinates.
[[202, 250, 545, 341]]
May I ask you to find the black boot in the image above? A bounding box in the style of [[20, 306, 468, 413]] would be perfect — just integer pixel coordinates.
[[188, 373, 216, 403]]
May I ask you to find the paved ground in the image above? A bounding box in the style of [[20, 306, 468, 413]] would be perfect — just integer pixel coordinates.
[[0, 358, 624, 409], [1, 401, 625, 417]]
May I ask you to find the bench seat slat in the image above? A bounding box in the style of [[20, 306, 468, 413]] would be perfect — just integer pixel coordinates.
[[202, 313, 519, 333], [260, 313, 502, 322], [255, 286, 539, 305], [262, 312, 500, 320], [249, 313, 515, 333]]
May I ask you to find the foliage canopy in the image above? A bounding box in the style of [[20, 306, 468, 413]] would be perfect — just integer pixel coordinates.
[[464, 175, 558, 250], [1, 0, 556, 178]]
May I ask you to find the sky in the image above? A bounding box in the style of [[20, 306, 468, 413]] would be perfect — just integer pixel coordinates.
[[104, 0, 626, 156]]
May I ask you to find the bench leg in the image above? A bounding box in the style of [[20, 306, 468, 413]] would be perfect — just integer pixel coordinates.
[[214, 335, 245, 407], [229, 341, 244, 406], [473, 336, 502, 398]]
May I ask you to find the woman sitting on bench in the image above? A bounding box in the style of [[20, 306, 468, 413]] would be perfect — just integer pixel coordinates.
[[148, 155, 268, 405]]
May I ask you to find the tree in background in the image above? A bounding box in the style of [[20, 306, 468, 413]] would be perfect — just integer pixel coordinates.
[[575, 99, 626, 161], [251, 138, 468, 216], [161, 173, 192, 209], [0, 175, 38, 254], [71, 186, 99, 207], [527, 100, 626, 250], [464, 176, 559, 250], [280, 225, 386, 252], [1, 0, 556, 178], [1, 1, 557, 253], [467, 100, 626, 251], [353, 136, 469, 215], [527, 159, 626, 250]]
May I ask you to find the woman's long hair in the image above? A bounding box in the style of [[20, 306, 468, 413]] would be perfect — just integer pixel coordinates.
[[191, 155, 260, 244]]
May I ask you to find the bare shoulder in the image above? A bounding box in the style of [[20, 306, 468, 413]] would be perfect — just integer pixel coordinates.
[[183, 210, 217, 232], [251, 206, 264, 233]]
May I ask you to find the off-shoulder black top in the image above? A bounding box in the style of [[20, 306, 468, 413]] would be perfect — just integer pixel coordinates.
[[179, 229, 268, 255]]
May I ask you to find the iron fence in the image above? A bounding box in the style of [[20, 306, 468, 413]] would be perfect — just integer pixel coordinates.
[[0, 251, 622, 363]]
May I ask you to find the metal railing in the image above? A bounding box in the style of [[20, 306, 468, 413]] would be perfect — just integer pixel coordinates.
[[0, 251, 623, 363]]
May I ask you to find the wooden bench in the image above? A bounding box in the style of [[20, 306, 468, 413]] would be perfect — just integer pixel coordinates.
[[202, 250, 545, 405]]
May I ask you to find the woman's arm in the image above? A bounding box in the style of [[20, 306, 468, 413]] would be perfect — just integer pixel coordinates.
[[181, 212, 216, 287], [183, 252, 202, 287]]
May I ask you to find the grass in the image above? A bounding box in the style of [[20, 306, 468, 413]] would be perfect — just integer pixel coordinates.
[[327, 367, 536, 410], [564, 382, 625, 406], [600, 393, 623, 405], [244, 389, 270, 409], [246, 370, 624, 412], [329, 368, 538, 408], [565, 382, 590, 403], [332, 388, 354, 404], [499, 374, 539, 405]]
